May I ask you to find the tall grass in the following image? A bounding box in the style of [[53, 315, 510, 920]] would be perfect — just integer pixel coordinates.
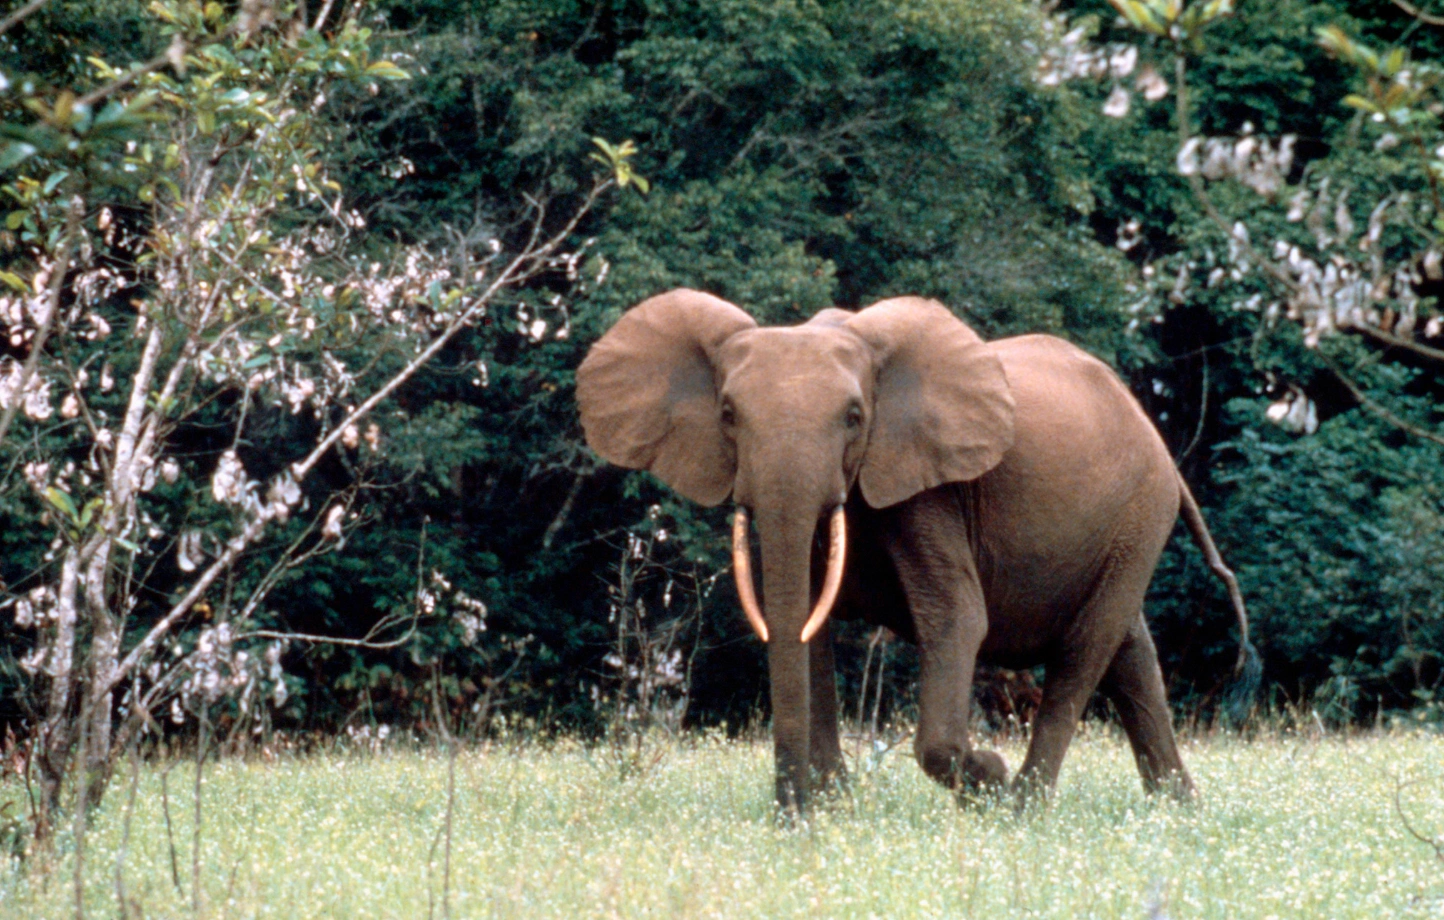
[[1, 727, 1441, 918]]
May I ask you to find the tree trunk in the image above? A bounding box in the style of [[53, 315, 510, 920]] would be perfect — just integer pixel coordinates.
[[82, 533, 119, 809], [35, 546, 81, 842]]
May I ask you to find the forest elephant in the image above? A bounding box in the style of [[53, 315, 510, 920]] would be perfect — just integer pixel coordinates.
[[576, 289, 1253, 812]]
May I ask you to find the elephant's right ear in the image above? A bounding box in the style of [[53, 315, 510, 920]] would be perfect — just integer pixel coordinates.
[[577, 289, 756, 506]]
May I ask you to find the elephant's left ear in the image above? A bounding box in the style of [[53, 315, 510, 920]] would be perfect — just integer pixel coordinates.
[[846, 297, 1015, 508]]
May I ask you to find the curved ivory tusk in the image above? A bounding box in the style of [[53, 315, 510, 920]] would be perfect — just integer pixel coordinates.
[[732, 509, 769, 642], [800, 506, 846, 644]]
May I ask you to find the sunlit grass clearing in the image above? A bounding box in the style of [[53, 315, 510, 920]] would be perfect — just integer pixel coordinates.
[[1, 728, 1441, 918]]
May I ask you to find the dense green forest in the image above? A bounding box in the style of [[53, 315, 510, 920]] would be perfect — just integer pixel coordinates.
[[2, 0, 1442, 775]]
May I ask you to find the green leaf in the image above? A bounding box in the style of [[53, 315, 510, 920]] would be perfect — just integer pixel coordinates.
[[4, 211, 26, 230], [0, 141, 38, 171], [42, 170, 69, 195], [78, 498, 103, 530], [0, 270, 26, 291], [591, 137, 618, 162], [1342, 94, 1380, 114], [364, 61, 410, 80], [1382, 48, 1406, 77], [1317, 26, 1379, 71], [1198, 0, 1235, 21], [591, 137, 649, 194], [44, 488, 78, 523], [1108, 0, 1169, 35], [92, 100, 127, 127]]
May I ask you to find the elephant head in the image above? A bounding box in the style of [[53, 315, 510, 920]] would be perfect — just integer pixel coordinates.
[[576, 288, 1015, 808]]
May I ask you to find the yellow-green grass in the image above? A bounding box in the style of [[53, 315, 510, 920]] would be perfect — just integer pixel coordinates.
[[2, 727, 1441, 918]]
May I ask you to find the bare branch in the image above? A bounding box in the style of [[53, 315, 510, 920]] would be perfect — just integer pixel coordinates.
[[1349, 322, 1444, 363], [101, 513, 269, 702], [313, 0, 338, 31], [1391, 0, 1444, 27], [1323, 351, 1444, 448], [0, 0, 51, 39], [0, 197, 82, 449], [290, 177, 613, 483], [1177, 347, 1210, 462], [76, 42, 182, 110], [239, 618, 421, 650]]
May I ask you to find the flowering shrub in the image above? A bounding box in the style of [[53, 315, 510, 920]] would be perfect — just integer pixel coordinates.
[[0, 0, 623, 835]]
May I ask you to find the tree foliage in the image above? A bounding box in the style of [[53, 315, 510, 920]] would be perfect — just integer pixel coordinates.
[[2, 0, 1442, 812]]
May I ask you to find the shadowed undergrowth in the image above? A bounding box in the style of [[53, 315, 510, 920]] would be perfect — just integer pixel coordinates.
[[1, 728, 1441, 918]]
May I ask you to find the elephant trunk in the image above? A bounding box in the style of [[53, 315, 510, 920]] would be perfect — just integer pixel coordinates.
[[750, 508, 826, 811]]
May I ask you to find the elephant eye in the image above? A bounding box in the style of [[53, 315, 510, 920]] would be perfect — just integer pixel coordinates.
[[844, 404, 863, 431], [719, 401, 737, 427]]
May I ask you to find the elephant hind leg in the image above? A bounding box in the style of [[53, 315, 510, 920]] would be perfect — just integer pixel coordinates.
[[1100, 612, 1194, 801], [1013, 554, 1158, 800]]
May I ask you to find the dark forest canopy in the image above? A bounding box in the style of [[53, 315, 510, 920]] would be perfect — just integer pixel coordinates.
[[2, 0, 1442, 754]]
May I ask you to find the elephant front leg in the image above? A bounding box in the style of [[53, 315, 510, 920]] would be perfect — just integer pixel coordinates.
[[808, 620, 847, 792], [890, 495, 1006, 795], [913, 608, 1006, 793]]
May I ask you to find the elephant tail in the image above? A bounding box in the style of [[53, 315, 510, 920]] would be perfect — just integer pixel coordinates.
[[1177, 473, 1260, 699]]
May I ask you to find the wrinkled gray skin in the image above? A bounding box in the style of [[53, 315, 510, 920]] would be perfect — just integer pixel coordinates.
[[578, 289, 1244, 812]]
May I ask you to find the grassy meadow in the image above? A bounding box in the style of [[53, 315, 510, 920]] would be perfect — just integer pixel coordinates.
[[1, 727, 1441, 919]]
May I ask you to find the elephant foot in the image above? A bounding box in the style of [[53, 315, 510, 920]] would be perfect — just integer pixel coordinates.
[[812, 761, 850, 802], [954, 750, 1008, 805], [920, 742, 1008, 801], [965, 749, 1008, 787]]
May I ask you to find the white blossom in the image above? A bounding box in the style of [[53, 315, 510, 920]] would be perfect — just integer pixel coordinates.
[[1103, 86, 1132, 119], [1109, 46, 1138, 78], [1136, 64, 1169, 101], [177, 530, 205, 572], [321, 504, 345, 540], [23, 377, 52, 420], [212, 450, 250, 505]]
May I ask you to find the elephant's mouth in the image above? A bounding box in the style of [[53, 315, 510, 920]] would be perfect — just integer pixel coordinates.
[[731, 505, 847, 644]]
